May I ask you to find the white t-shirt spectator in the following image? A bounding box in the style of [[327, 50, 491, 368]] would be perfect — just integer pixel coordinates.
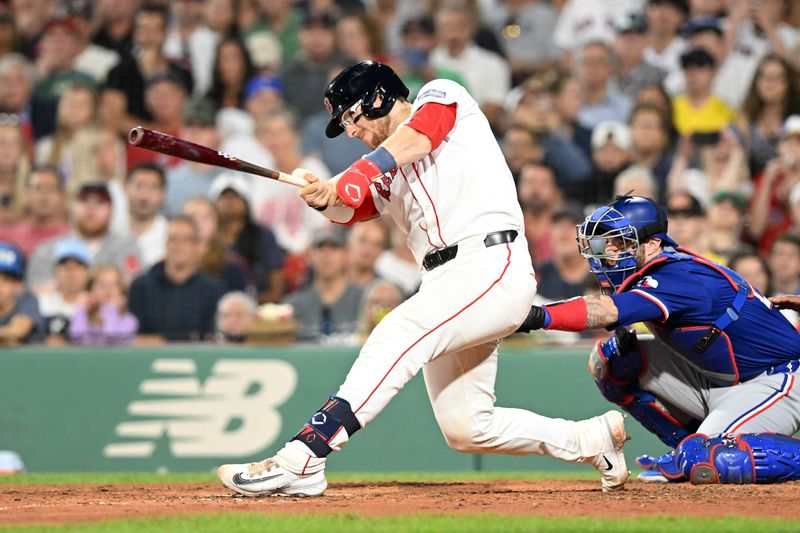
[[553, 0, 646, 51], [429, 43, 510, 107]]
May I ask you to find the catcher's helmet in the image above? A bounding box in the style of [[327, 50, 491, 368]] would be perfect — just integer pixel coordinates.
[[323, 60, 409, 138], [577, 196, 676, 293]]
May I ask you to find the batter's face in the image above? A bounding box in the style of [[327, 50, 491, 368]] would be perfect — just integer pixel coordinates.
[[341, 101, 393, 149]]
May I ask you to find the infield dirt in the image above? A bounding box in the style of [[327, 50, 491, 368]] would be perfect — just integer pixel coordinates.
[[1, 480, 799, 525]]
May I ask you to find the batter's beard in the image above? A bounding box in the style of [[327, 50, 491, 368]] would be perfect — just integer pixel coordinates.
[[366, 119, 393, 149]]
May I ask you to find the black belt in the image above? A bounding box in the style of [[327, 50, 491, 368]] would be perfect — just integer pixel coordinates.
[[422, 230, 517, 271]]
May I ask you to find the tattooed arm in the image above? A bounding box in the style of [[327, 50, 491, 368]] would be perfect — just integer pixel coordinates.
[[584, 295, 619, 328], [516, 295, 621, 333]]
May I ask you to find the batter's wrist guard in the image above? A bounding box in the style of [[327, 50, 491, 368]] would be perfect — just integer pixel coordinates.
[[338, 159, 381, 208], [515, 305, 549, 333], [291, 396, 362, 458]]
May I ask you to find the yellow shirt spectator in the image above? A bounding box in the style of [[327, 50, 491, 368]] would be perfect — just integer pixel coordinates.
[[672, 94, 737, 135]]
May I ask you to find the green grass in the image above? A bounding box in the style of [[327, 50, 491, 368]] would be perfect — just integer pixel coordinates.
[[1, 514, 797, 533], [0, 470, 600, 485]]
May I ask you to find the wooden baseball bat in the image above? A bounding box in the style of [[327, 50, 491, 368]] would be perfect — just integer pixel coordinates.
[[128, 126, 309, 187]]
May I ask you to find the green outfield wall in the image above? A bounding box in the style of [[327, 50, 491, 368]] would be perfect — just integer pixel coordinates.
[[0, 344, 667, 473]]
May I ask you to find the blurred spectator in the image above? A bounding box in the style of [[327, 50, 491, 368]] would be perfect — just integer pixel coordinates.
[[281, 11, 345, 123], [729, 247, 772, 295], [213, 291, 257, 343], [34, 82, 101, 183], [635, 82, 675, 122], [32, 17, 95, 132], [283, 227, 363, 343], [91, 0, 138, 57], [27, 182, 142, 291], [120, 163, 168, 270], [612, 12, 668, 101], [248, 0, 303, 64], [666, 189, 722, 261], [336, 11, 385, 62], [628, 102, 674, 200], [768, 231, 800, 296], [748, 115, 800, 253], [368, 0, 428, 57], [643, 0, 688, 77], [347, 219, 390, 288], [613, 164, 658, 199], [535, 204, 590, 301], [0, 118, 30, 223], [553, 0, 647, 57], [37, 237, 90, 340], [101, 3, 193, 136], [0, 165, 69, 258], [518, 162, 562, 266], [165, 98, 222, 215], [671, 46, 736, 136], [69, 2, 120, 84], [164, 0, 219, 96], [576, 120, 632, 205], [93, 128, 129, 232], [575, 40, 632, 129], [210, 173, 285, 303], [0, 10, 22, 58], [737, 53, 800, 176], [205, 0, 239, 38], [128, 215, 225, 341], [431, 5, 510, 131], [250, 109, 330, 253], [206, 35, 256, 111], [549, 72, 593, 159], [0, 242, 42, 344], [705, 190, 747, 263], [502, 124, 542, 178], [10, 0, 53, 57], [353, 279, 403, 343], [216, 74, 286, 143], [68, 264, 138, 346], [0, 54, 36, 143], [244, 31, 284, 75], [181, 195, 247, 292], [484, 0, 559, 83], [375, 224, 420, 297], [126, 72, 191, 170]]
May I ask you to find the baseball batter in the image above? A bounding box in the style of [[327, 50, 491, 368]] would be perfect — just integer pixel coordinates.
[[217, 61, 629, 496], [518, 195, 800, 484]]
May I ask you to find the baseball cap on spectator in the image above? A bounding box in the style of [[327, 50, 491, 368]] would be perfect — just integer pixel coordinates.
[[209, 173, 250, 203], [780, 115, 800, 139], [301, 11, 336, 30], [402, 15, 435, 36], [311, 227, 347, 248], [613, 13, 647, 34], [680, 17, 723, 38], [183, 98, 216, 127], [245, 32, 283, 72], [591, 121, 632, 151], [680, 47, 716, 69], [648, 0, 689, 15], [711, 190, 746, 214], [0, 242, 25, 280], [145, 71, 191, 95], [53, 238, 91, 267], [244, 75, 284, 101], [668, 192, 705, 217], [76, 182, 112, 203]]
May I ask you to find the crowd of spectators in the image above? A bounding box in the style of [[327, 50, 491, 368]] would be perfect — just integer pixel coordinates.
[[1, 0, 800, 347]]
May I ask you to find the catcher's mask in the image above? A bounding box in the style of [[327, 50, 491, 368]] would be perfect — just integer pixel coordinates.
[[577, 195, 676, 294]]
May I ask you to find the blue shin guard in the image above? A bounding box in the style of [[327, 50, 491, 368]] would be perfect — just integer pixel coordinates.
[[291, 396, 361, 458], [675, 433, 800, 484], [590, 330, 695, 447]]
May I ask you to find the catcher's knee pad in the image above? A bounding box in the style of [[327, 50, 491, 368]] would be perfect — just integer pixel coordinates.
[[589, 330, 692, 447], [675, 433, 800, 484], [291, 396, 361, 458]]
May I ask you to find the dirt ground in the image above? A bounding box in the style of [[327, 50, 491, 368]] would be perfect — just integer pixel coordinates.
[[1, 480, 800, 526]]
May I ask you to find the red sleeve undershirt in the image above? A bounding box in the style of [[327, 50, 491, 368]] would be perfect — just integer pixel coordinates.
[[405, 102, 457, 150]]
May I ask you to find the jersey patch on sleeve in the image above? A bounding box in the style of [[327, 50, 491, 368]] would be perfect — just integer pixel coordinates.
[[418, 88, 447, 100], [636, 276, 660, 289]]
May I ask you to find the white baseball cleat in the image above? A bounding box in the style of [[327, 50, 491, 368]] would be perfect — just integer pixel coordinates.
[[584, 410, 630, 492], [217, 457, 327, 497]]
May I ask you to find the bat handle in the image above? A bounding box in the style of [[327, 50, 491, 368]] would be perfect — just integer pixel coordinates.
[[276, 171, 310, 188]]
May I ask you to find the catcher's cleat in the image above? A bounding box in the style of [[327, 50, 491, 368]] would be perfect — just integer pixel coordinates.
[[217, 457, 327, 497], [581, 411, 630, 492]]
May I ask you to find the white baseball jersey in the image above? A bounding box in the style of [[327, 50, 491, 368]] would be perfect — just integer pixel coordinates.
[[367, 79, 525, 266]]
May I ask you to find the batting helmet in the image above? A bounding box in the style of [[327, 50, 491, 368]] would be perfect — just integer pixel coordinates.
[[577, 196, 676, 293], [323, 60, 409, 138]]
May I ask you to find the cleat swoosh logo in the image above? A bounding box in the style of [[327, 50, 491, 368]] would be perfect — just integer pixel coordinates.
[[232, 472, 283, 485], [602, 455, 614, 471]]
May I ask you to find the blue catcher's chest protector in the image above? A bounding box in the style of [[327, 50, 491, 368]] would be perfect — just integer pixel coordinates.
[[616, 248, 800, 386]]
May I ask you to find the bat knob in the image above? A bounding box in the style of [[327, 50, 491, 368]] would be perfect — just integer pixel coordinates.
[[129, 127, 144, 145]]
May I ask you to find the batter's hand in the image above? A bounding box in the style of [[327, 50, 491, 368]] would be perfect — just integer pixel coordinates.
[[769, 294, 800, 312], [296, 168, 341, 210]]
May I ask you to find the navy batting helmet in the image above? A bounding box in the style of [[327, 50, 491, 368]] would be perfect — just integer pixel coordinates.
[[323, 60, 409, 138], [577, 196, 676, 293]]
